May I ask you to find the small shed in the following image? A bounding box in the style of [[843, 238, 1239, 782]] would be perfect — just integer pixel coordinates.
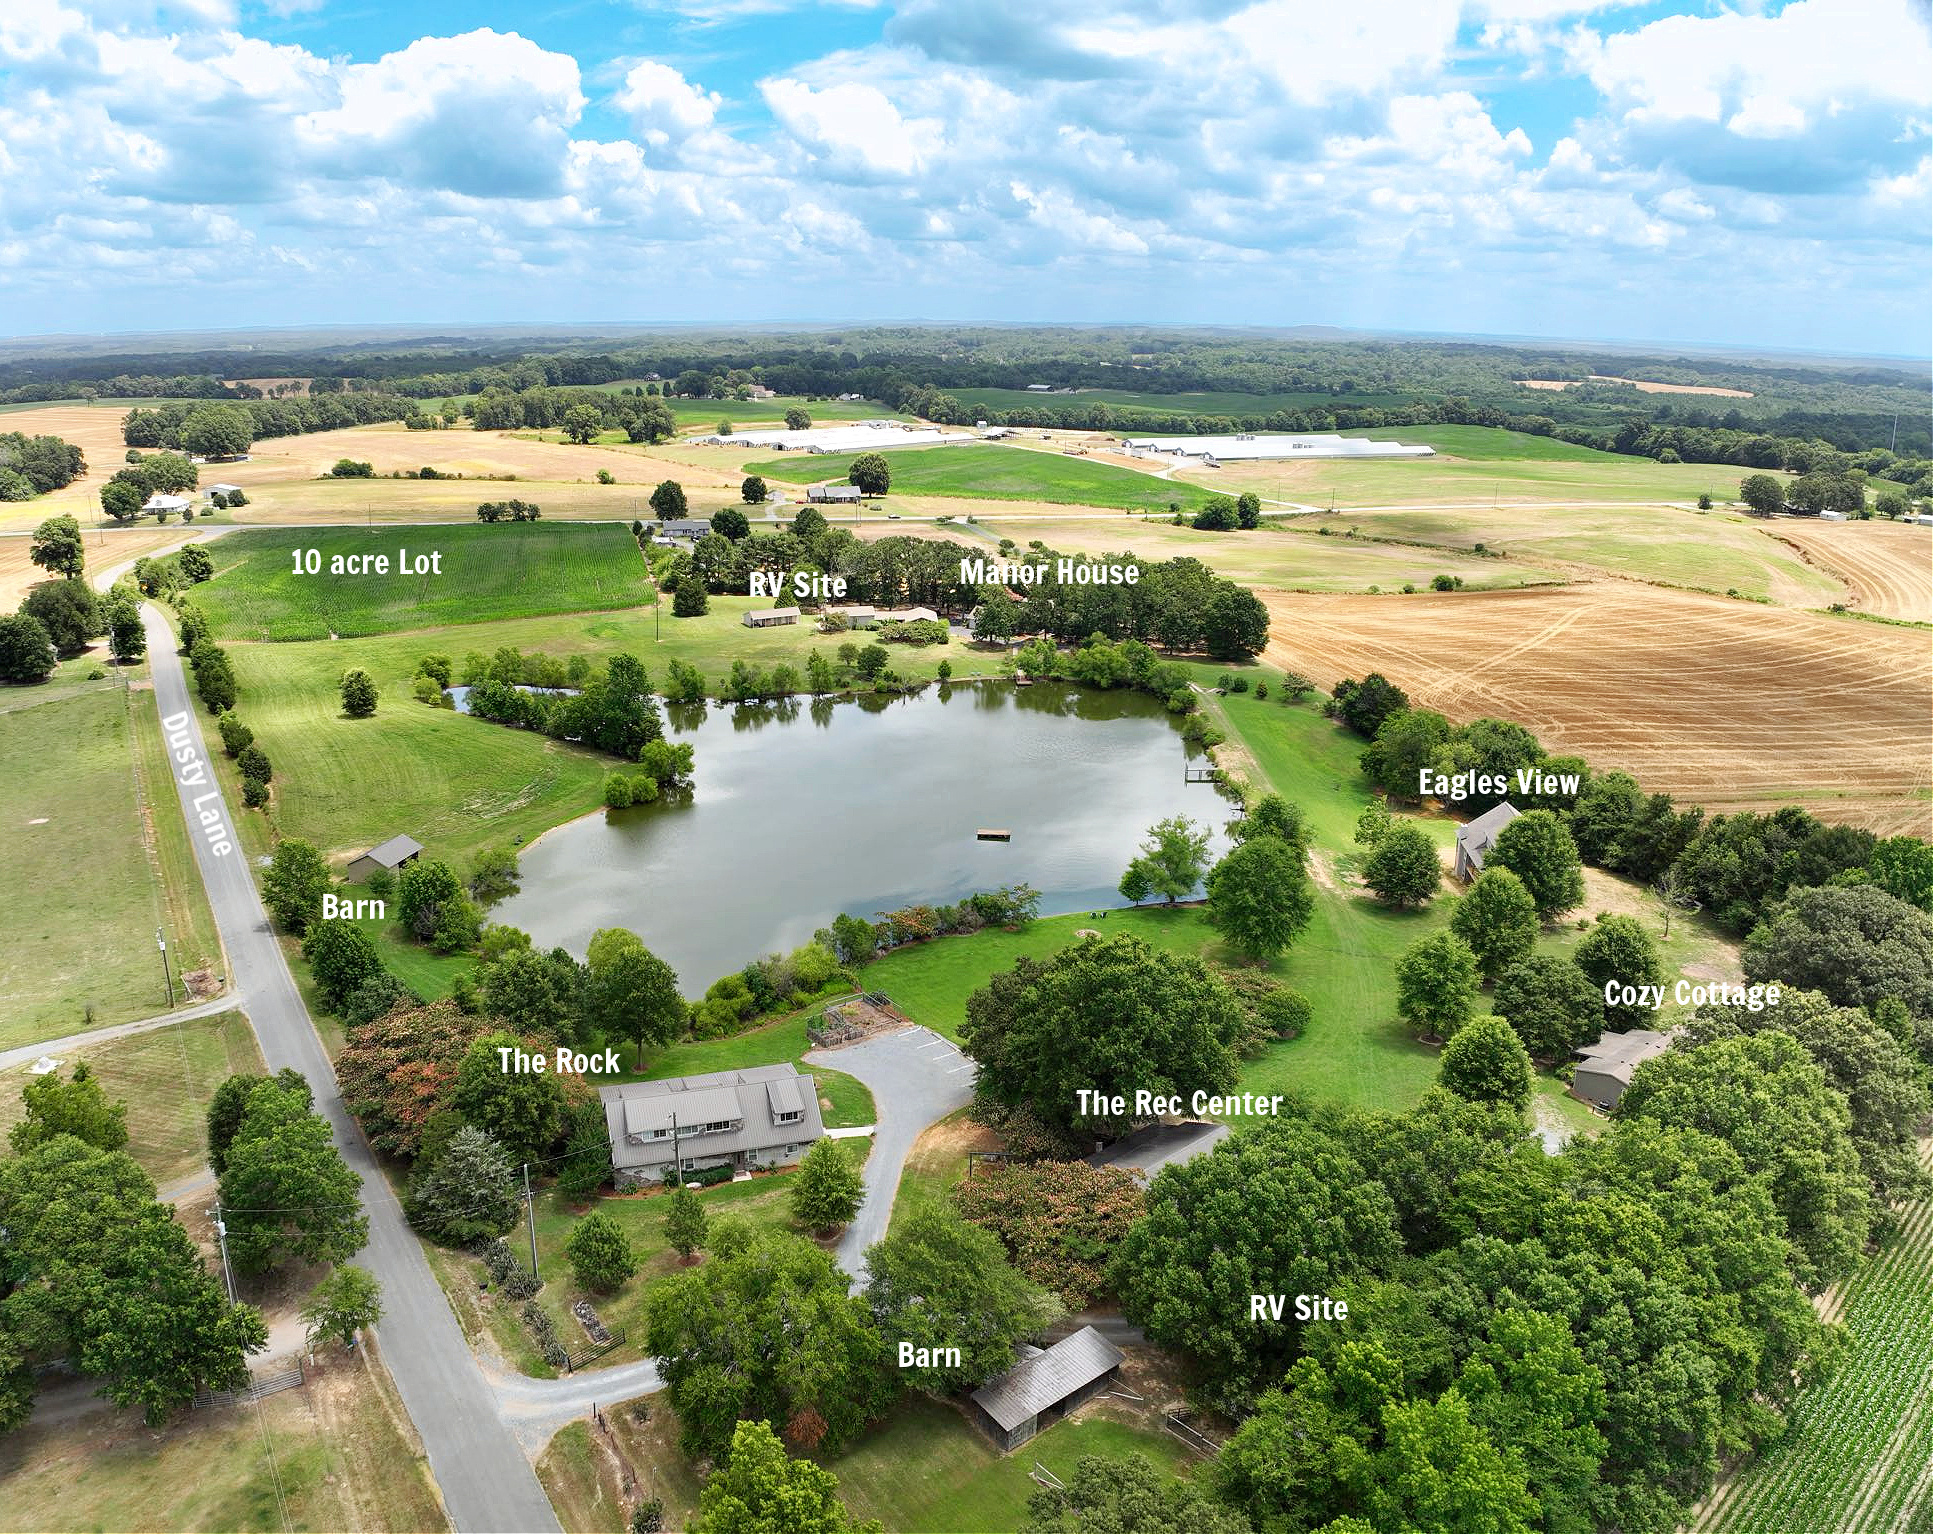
[[969, 1326, 1124, 1451], [347, 834, 425, 882], [1572, 1028, 1675, 1110], [1453, 801, 1521, 881], [1819, 509, 1848, 522], [203, 482, 243, 500], [742, 607, 801, 628]]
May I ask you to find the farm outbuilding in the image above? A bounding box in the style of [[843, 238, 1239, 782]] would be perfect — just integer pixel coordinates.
[[742, 607, 801, 628], [969, 1326, 1125, 1451], [706, 424, 971, 454], [1572, 1028, 1676, 1110], [347, 834, 424, 882], [1453, 801, 1521, 881]]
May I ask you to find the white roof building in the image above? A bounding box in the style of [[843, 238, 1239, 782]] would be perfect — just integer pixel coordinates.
[[1119, 432, 1435, 461], [702, 424, 973, 454], [142, 493, 191, 513]]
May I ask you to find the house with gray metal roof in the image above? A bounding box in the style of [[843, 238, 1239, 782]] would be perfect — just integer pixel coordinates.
[[347, 833, 424, 881], [1572, 1027, 1676, 1110], [599, 1064, 824, 1188], [968, 1325, 1124, 1451], [1453, 801, 1521, 881], [1085, 1120, 1228, 1181]]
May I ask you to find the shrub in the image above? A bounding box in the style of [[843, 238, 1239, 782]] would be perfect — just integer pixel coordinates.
[[241, 775, 269, 808]]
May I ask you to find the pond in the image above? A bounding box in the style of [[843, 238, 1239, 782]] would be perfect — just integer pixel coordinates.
[[493, 681, 1235, 991]]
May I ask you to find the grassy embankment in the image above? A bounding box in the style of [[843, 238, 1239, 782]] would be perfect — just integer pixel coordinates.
[[741, 442, 1220, 514], [0, 1010, 259, 1188], [537, 1389, 1194, 1534], [0, 682, 222, 1049], [0, 1340, 448, 1534]]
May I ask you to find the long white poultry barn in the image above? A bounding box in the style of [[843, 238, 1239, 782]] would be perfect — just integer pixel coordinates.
[[705, 424, 975, 453], [1119, 432, 1435, 461]]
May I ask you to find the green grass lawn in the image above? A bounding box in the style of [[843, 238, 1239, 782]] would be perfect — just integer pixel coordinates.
[[196, 523, 654, 640], [948, 385, 1422, 416], [0, 1010, 260, 1187], [1352, 425, 1630, 461], [527, 1157, 855, 1366], [740, 443, 1218, 513], [0, 687, 223, 1049], [828, 1397, 1198, 1533]]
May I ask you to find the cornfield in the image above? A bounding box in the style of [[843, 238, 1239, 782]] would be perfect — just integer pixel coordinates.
[[1696, 1138, 1933, 1533]]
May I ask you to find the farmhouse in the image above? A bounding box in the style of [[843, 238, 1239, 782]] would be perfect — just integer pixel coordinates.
[[142, 493, 191, 516], [347, 834, 424, 882], [1572, 1028, 1676, 1110], [1119, 432, 1434, 461], [659, 519, 712, 539], [969, 1326, 1125, 1451], [808, 484, 865, 505], [599, 1064, 824, 1188], [1453, 801, 1521, 881], [743, 606, 801, 628]]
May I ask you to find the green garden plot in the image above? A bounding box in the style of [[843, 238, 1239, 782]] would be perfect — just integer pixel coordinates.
[[195, 523, 654, 640]]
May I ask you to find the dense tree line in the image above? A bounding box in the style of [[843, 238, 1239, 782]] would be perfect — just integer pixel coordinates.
[[0, 430, 86, 499], [121, 393, 418, 450]]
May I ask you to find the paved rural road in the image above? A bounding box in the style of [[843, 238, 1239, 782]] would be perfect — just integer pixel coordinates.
[[805, 1025, 977, 1281], [0, 995, 233, 1072], [141, 605, 562, 1534]]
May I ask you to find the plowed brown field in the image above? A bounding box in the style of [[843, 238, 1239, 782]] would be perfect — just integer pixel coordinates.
[[1768, 520, 1933, 623], [1263, 582, 1933, 835]]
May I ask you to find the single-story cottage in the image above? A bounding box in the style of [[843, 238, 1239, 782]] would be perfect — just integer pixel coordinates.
[[1572, 1028, 1676, 1110], [346, 834, 424, 882], [808, 484, 864, 504], [600, 1064, 824, 1188], [743, 606, 801, 628], [143, 493, 191, 516], [659, 519, 712, 538], [1453, 801, 1521, 881], [826, 604, 877, 627], [969, 1326, 1125, 1451]]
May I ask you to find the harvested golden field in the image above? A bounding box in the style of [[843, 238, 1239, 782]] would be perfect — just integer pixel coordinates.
[[1262, 582, 1933, 835], [0, 522, 192, 605], [1767, 519, 1933, 622]]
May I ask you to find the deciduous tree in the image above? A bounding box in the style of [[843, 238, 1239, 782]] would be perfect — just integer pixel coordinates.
[[8, 1062, 128, 1154], [791, 1138, 863, 1233], [300, 1264, 383, 1350], [848, 452, 890, 496], [1450, 868, 1540, 981], [664, 1183, 708, 1258], [688, 1419, 881, 1534], [566, 1210, 639, 1293], [28, 514, 84, 579], [1487, 809, 1585, 921], [1395, 931, 1479, 1039], [1573, 914, 1665, 1027], [1439, 1016, 1533, 1112], [1206, 835, 1313, 961], [584, 928, 684, 1069], [1491, 954, 1604, 1060], [339, 667, 378, 717], [1119, 815, 1210, 904], [218, 1079, 367, 1274], [1362, 821, 1441, 907], [453, 1030, 567, 1163]]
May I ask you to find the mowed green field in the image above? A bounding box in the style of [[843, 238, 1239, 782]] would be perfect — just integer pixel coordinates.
[[741, 442, 1218, 513], [949, 385, 1421, 415], [1289, 503, 1844, 603], [0, 1011, 260, 1188], [196, 524, 653, 640], [1, 688, 204, 1048]]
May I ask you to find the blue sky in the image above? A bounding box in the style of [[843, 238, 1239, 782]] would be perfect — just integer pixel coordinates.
[[0, 0, 1927, 353]]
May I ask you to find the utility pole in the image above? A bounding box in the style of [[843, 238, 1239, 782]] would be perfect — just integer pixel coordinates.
[[157, 926, 173, 1008], [523, 1163, 539, 1280], [212, 1203, 237, 1303]]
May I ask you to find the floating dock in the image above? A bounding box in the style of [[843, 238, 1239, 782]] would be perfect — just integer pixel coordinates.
[[977, 829, 1012, 842]]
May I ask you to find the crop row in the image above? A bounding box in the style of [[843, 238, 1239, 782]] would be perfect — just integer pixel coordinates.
[[1706, 1171, 1933, 1534]]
